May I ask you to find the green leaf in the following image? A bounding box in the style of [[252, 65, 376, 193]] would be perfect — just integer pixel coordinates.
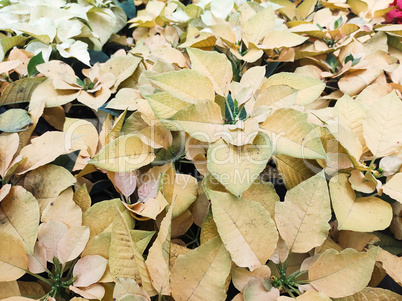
[[334, 16, 343, 29], [114, 0, 137, 20], [0, 109, 31, 132], [0, 36, 27, 62], [27, 52, 45, 77]]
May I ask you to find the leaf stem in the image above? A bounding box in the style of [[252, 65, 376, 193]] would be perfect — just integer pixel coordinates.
[[25, 269, 53, 286]]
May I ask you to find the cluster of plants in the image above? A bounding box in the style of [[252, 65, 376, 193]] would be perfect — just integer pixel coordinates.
[[0, 0, 402, 300]]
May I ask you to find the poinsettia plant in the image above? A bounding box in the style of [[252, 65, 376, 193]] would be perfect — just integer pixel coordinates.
[[0, 0, 402, 300]]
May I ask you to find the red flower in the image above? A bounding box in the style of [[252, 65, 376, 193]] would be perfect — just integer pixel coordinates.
[[387, 0, 402, 23]]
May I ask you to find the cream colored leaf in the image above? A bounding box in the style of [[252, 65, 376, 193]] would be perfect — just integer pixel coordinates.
[[146, 92, 190, 120], [309, 247, 379, 298], [109, 204, 156, 296], [275, 171, 331, 253], [337, 231, 379, 252], [82, 232, 111, 259], [64, 117, 98, 159], [206, 187, 278, 270], [187, 47, 232, 97], [376, 248, 402, 286], [23, 164, 76, 213], [113, 278, 151, 301], [348, 170, 376, 194], [262, 72, 325, 106], [57, 226, 90, 264], [0, 281, 20, 299], [207, 133, 273, 197], [82, 199, 134, 239], [294, 291, 331, 300], [41, 188, 82, 228], [0, 133, 19, 178], [232, 265, 271, 292], [73, 255, 108, 287], [106, 88, 149, 112], [145, 202, 173, 295], [73, 184, 91, 214], [27, 241, 47, 274], [243, 278, 280, 301], [211, 0, 234, 20], [242, 179, 279, 218], [242, 7, 275, 46], [262, 31, 308, 49], [89, 134, 155, 172], [124, 192, 168, 220], [38, 220, 68, 263], [0, 232, 28, 281], [161, 167, 198, 218], [30, 78, 79, 108], [274, 154, 319, 189], [332, 287, 402, 300], [0, 186, 39, 254], [171, 236, 231, 301], [168, 99, 224, 143], [16, 131, 73, 174], [69, 283, 105, 300], [382, 172, 402, 204], [261, 109, 326, 159], [333, 94, 368, 153], [363, 90, 402, 157], [329, 174, 392, 232], [150, 70, 215, 103]]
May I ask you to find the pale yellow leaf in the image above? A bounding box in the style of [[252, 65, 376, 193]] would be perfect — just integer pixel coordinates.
[[124, 192, 168, 220], [207, 133, 273, 197], [41, 188, 82, 228], [382, 172, 402, 204], [376, 248, 402, 286], [333, 287, 402, 300], [73, 255, 108, 287], [261, 109, 326, 159], [329, 174, 392, 231], [348, 170, 376, 194], [0, 281, 20, 299], [243, 278, 280, 301], [232, 265, 271, 292], [262, 31, 308, 49], [73, 184, 91, 214], [295, 291, 331, 300], [337, 231, 379, 252], [363, 90, 402, 157], [262, 72, 325, 106], [81, 232, 111, 259], [0, 232, 28, 281], [150, 70, 214, 103], [171, 236, 231, 301], [145, 201, 174, 295], [168, 99, 224, 143], [187, 47, 232, 97], [82, 199, 134, 239], [0, 185, 39, 254], [27, 241, 47, 274], [146, 92, 190, 120], [206, 185, 278, 270], [242, 179, 279, 218], [113, 278, 151, 301], [0, 133, 19, 178], [38, 220, 68, 263], [89, 134, 155, 172], [69, 283, 105, 300], [274, 154, 319, 189], [161, 167, 198, 218], [57, 226, 90, 264], [242, 7, 275, 46], [308, 247, 379, 298], [23, 164, 76, 213], [109, 204, 156, 296], [16, 132, 74, 174], [275, 171, 331, 253]]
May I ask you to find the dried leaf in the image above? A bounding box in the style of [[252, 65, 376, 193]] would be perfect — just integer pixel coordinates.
[[0, 232, 28, 281], [57, 226, 90, 264], [73, 255, 108, 287]]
